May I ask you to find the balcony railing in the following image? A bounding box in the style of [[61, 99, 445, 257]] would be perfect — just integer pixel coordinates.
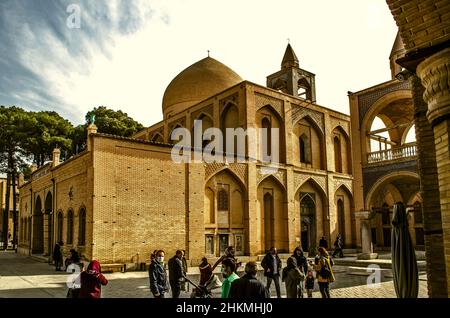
[[367, 142, 417, 164]]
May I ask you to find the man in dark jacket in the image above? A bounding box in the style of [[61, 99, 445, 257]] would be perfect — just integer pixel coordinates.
[[332, 234, 344, 258], [168, 250, 185, 298], [261, 247, 282, 298], [149, 250, 169, 298], [229, 262, 269, 299]]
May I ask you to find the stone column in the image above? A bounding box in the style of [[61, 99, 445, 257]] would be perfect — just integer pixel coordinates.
[[355, 211, 377, 260], [416, 47, 450, 297], [409, 73, 447, 298]]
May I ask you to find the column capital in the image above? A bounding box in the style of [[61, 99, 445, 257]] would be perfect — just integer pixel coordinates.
[[416, 47, 450, 124]]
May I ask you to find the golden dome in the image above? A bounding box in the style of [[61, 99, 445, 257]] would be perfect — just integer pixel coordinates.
[[162, 57, 243, 117]]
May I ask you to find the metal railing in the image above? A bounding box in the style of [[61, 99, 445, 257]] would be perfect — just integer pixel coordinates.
[[367, 142, 417, 164]]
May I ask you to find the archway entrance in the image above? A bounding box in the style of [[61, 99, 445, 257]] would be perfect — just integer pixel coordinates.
[[337, 199, 345, 243], [300, 194, 316, 252], [32, 196, 44, 254], [264, 192, 274, 251], [44, 192, 53, 256]]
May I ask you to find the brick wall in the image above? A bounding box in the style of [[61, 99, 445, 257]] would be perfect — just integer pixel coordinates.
[[386, 0, 450, 52]]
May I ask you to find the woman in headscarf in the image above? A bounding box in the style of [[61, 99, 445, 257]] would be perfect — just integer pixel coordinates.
[[315, 247, 335, 298], [79, 260, 108, 298]]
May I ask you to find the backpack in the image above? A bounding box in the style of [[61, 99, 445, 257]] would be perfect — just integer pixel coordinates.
[[319, 258, 331, 279]]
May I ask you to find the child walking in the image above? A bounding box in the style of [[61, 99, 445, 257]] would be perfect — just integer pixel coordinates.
[[305, 270, 315, 298]]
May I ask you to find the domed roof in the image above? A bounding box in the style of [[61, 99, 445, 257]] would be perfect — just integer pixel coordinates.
[[162, 57, 243, 117]]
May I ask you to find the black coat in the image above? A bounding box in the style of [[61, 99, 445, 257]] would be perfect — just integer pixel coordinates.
[[261, 253, 282, 277], [168, 256, 184, 284], [229, 274, 269, 299], [149, 261, 168, 295], [53, 244, 62, 261], [293, 253, 308, 275]]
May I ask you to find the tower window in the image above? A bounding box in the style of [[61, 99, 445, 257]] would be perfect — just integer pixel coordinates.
[[218, 189, 229, 211]]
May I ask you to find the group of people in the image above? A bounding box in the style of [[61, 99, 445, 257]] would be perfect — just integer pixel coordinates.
[[55, 236, 342, 299], [148, 243, 336, 299], [261, 246, 335, 298], [53, 241, 109, 299]]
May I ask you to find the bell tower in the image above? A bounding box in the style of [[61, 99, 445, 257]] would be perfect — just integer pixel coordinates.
[[267, 43, 316, 103]]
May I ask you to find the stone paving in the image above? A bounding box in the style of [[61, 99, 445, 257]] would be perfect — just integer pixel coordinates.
[[0, 251, 429, 298]]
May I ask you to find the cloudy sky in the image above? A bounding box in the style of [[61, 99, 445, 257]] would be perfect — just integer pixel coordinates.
[[0, 0, 398, 127]]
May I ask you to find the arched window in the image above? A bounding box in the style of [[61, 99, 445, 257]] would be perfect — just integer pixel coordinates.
[[261, 117, 272, 159], [67, 210, 74, 245], [334, 136, 342, 173], [218, 190, 229, 211], [78, 208, 86, 246], [299, 134, 311, 164], [57, 211, 63, 243]]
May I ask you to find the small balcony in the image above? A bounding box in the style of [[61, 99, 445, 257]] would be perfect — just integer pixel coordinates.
[[367, 142, 417, 164]]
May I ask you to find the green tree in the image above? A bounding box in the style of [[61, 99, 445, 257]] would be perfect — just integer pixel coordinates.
[[72, 106, 144, 154], [22, 111, 74, 166], [0, 106, 32, 249], [86, 106, 144, 137]]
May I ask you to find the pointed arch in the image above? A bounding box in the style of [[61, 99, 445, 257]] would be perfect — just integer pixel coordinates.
[[257, 174, 288, 253], [78, 206, 86, 246], [32, 195, 44, 254], [205, 167, 247, 190], [334, 184, 354, 247], [257, 174, 286, 191], [293, 115, 325, 170], [257, 104, 286, 164], [66, 209, 74, 245], [151, 132, 164, 143]]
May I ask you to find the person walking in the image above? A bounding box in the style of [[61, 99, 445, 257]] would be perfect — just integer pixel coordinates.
[[332, 234, 344, 258], [181, 250, 189, 292], [261, 247, 282, 298], [199, 257, 213, 286], [305, 270, 315, 298], [282, 256, 304, 298], [53, 241, 63, 271], [319, 236, 328, 250], [292, 246, 308, 297], [315, 247, 335, 298], [149, 250, 169, 298], [79, 260, 108, 298], [168, 250, 185, 298], [220, 258, 239, 298], [229, 262, 269, 299]]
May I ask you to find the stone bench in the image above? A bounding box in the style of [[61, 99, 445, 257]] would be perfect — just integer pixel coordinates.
[[102, 263, 126, 273]]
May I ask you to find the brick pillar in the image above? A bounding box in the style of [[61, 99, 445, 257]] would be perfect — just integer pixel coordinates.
[[416, 47, 450, 297], [410, 74, 448, 298]]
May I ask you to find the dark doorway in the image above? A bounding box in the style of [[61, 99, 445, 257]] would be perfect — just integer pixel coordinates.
[[383, 228, 391, 247], [337, 199, 345, 246], [32, 196, 44, 254], [263, 192, 274, 251], [301, 221, 309, 252], [300, 194, 316, 252], [44, 192, 53, 256]]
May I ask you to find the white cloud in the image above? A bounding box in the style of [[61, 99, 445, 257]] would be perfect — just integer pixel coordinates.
[[2, 0, 399, 127]]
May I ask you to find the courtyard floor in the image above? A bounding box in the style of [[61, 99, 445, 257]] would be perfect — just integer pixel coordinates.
[[0, 251, 429, 298]]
